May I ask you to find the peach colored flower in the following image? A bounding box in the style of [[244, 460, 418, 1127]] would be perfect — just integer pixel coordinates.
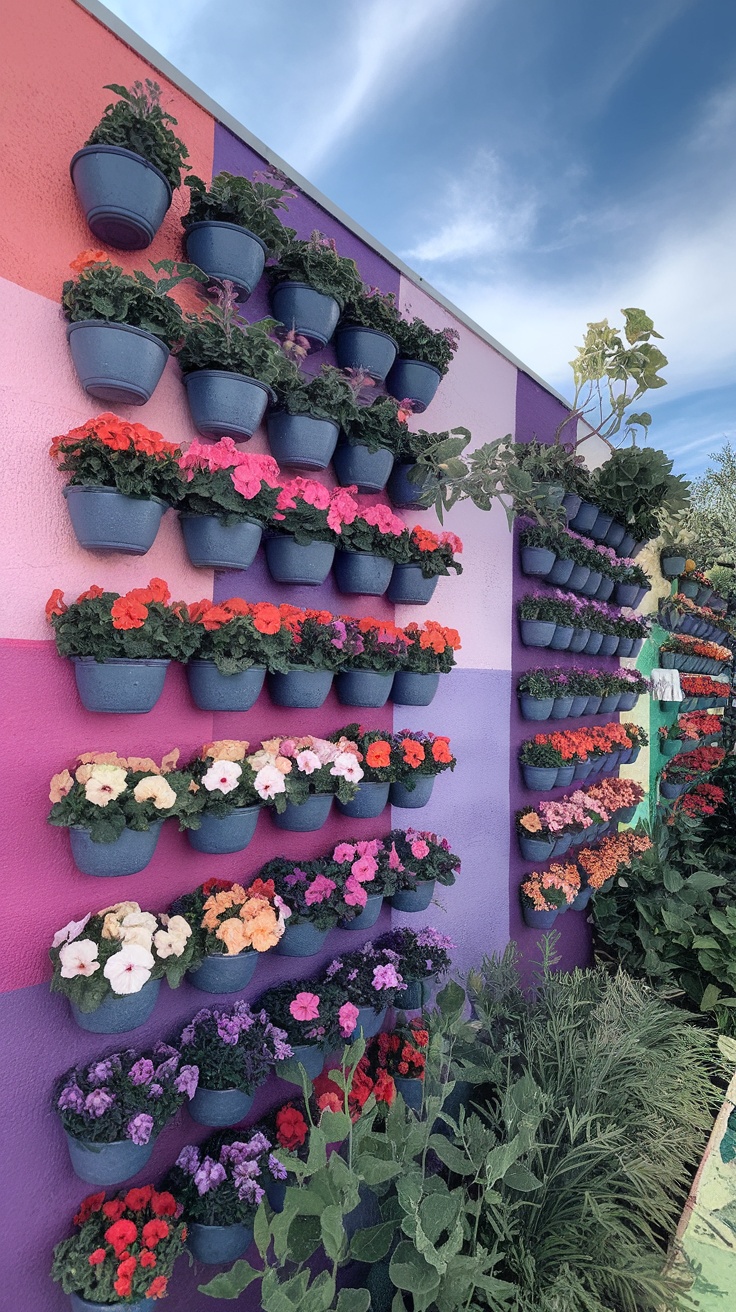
[[49, 770, 74, 803], [133, 775, 177, 811], [124, 756, 160, 775], [84, 765, 128, 807], [216, 917, 250, 955], [245, 907, 283, 952], [201, 740, 248, 762]]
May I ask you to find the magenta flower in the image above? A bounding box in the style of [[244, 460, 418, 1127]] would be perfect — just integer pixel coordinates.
[[351, 855, 377, 882], [372, 963, 402, 991], [304, 874, 337, 905], [410, 839, 430, 859], [289, 992, 320, 1022], [333, 843, 356, 864], [338, 1002, 360, 1037], [343, 875, 368, 907]]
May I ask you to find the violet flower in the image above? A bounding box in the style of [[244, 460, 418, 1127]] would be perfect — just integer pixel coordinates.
[[127, 1113, 154, 1145], [84, 1089, 115, 1118]]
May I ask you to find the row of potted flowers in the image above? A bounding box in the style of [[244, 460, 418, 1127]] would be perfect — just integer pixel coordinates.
[[659, 744, 725, 799], [518, 591, 648, 655], [47, 582, 460, 713], [49, 731, 456, 875], [54, 420, 462, 598], [519, 520, 650, 605], [520, 829, 652, 926], [658, 593, 733, 645], [658, 711, 724, 757], [515, 777, 646, 861], [658, 631, 732, 676], [676, 673, 731, 711], [676, 568, 726, 610], [517, 665, 649, 722], [565, 497, 646, 558], [519, 722, 648, 792]]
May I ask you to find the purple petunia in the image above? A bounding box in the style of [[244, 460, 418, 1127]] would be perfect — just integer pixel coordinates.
[[129, 1058, 155, 1086], [372, 963, 402, 991], [174, 1064, 199, 1099], [58, 1084, 85, 1113], [176, 1144, 201, 1175], [194, 1156, 227, 1195], [268, 1153, 288, 1181], [127, 1113, 154, 1145]]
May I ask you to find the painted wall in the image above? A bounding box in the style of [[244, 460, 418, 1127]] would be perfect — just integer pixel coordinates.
[[0, 0, 577, 1307]]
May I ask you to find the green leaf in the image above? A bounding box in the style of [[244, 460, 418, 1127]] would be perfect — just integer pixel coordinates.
[[700, 983, 722, 1012], [436, 979, 466, 1022], [287, 1214, 322, 1263], [358, 1155, 404, 1186], [336, 1291, 371, 1312], [254, 1200, 270, 1257], [319, 1109, 352, 1142], [418, 1192, 461, 1244], [320, 1204, 345, 1262], [428, 1134, 476, 1176], [719, 1036, 736, 1065], [301, 1271, 336, 1312], [199, 1260, 260, 1299], [349, 1220, 396, 1262], [390, 1241, 442, 1296], [503, 1162, 543, 1191]]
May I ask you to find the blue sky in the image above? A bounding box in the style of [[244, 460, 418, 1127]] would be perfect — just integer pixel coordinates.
[[102, 0, 736, 480]]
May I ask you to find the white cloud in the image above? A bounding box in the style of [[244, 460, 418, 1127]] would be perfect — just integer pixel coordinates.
[[404, 148, 537, 263]]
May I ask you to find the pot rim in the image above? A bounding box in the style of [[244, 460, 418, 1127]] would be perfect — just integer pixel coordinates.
[[183, 218, 268, 252], [271, 279, 339, 302], [62, 483, 169, 508], [182, 368, 275, 403], [393, 357, 442, 378], [71, 655, 171, 667], [337, 323, 398, 349], [178, 510, 263, 526], [70, 143, 173, 200], [66, 319, 171, 356], [268, 408, 339, 430]]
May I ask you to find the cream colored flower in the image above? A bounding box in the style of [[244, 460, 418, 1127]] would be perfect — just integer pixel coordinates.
[[84, 764, 128, 807], [49, 770, 74, 803], [154, 915, 191, 959], [202, 760, 242, 794], [133, 775, 177, 810], [119, 926, 154, 951], [75, 764, 94, 785], [59, 939, 100, 978], [103, 944, 154, 995], [120, 911, 157, 948], [101, 914, 124, 941], [160, 749, 180, 773], [99, 900, 140, 918]]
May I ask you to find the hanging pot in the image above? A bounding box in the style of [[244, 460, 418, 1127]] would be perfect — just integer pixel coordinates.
[[270, 280, 340, 347], [568, 500, 599, 532], [272, 793, 333, 832], [188, 1086, 254, 1128], [187, 1222, 254, 1266], [387, 564, 439, 605], [396, 977, 432, 1010], [389, 775, 436, 808], [274, 921, 330, 956], [67, 321, 169, 406], [72, 657, 169, 714], [268, 668, 334, 708], [334, 549, 394, 596], [595, 576, 615, 601], [187, 948, 259, 994], [391, 879, 436, 912], [549, 625, 573, 651], [579, 570, 602, 597], [335, 325, 397, 381], [184, 221, 267, 298], [598, 634, 619, 656], [522, 906, 558, 929], [570, 694, 590, 716], [336, 669, 395, 707], [187, 806, 261, 855], [546, 555, 574, 586], [392, 671, 441, 706], [568, 627, 591, 652], [562, 492, 582, 521], [590, 510, 613, 541], [618, 531, 637, 556], [386, 358, 441, 412], [567, 563, 591, 591], [70, 143, 172, 249], [519, 694, 554, 721], [281, 1043, 326, 1081], [353, 1006, 387, 1039], [603, 519, 626, 549], [336, 780, 390, 819], [520, 545, 557, 577], [517, 835, 555, 862], [521, 765, 559, 791], [184, 370, 273, 440], [187, 661, 265, 711], [661, 553, 687, 579], [333, 440, 394, 493], [68, 822, 163, 878], [180, 513, 262, 570], [617, 637, 634, 658], [555, 765, 575, 787], [71, 978, 161, 1035], [387, 461, 434, 509], [571, 885, 594, 911], [70, 1296, 154, 1312], [65, 1132, 156, 1186], [63, 485, 168, 554], [614, 581, 641, 608], [519, 619, 556, 648], [549, 695, 574, 720], [341, 892, 384, 929], [264, 535, 335, 585], [266, 411, 339, 470], [394, 1076, 424, 1112]]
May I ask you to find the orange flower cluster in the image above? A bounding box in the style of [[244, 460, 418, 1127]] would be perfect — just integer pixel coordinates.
[[681, 674, 730, 698], [577, 831, 652, 890], [521, 863, 580, 911], [45, 579, 173, 630], [188, 597, 284, 636], [50, 413, 179, 461], [200, 877, 285, 955], [528, 721, 632, 763], [405, 620, 461, 654], [663, 632, 731, 662]]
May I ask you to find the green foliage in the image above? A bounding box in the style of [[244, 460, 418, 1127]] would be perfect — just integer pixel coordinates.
[[392, 315, 460, 376], [268, 231, 364, 309], [513, 439, 591, 497], [342, 287, 403, 337], [565, 306, 667, 445], [50, 421, 184, 503], [690, 442, 736, 568], [85, 80, 190, 189], [62, 256, 203, 346], [413, 432, 569, 527], [49, 589, 199, 663], [177, 281, 295, 383], [342, 396, 411, 453], [272, 363, 360, 425], [590, 446, 691, 540], [183, 169, 296, 257]]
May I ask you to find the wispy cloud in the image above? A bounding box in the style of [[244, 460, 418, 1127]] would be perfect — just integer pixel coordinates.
[[404, 148, 537, 263]]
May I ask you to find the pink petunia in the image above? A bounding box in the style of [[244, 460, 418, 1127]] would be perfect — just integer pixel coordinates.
[[304, 875, 337, 905], [410, 839, 430, 859], [333, 843, 356, 864], [351, 855, 377, 882], [343, 875, 368, 907], [338, 1002, 360, 1038], [289, 992, 320, 1022], [372, 963, 402, 991]]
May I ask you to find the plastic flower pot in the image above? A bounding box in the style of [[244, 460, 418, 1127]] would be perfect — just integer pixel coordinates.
[[274, 921, 330, 957], [522, 906, 558, 929], [68, 821, 163, 878], [571, 885, 594, 911], [392, 671, 441, 706], [266, 411, 339, 470], [341, 892, 384, 930], [187, 1222, 254, 1265], [394, 1076, 424, 1112], [580, 570, 602, 597], [391, 879, 436, 912], [187, 661, 265, 712], [70, 1296, 154, 1312], [67, 321, 169, 406], [617, 805, 638, 822], [562, 492, 582, 521], [617, 531, 636, 556], [387, 461, 434, 509], [549, 695, 574, 720], [184, 370, 272, 440], [598, 634, 619, 657], [336, 780, 390, 819], [334, 549, 394, 596], [595, 577, 615, 601], [590, 510, 613, 541], [187, 806, 261, 855], [555, 765, 575, 787], [396, 977, 432, 1010], [336, 325, 397, 381], [188, 1086, 254, 1128], [266, 1178, 288, 1213], [389, 775, 435, 808], [630, 638, 644, 657], [63, 485, 167, 554], [519, 694, 554, 721], [521, 765, 559, 791], [517, 834, 555, 862], [70, 143, 172, 249], [569, 627, 591, 652], [614, 581, 641, 608], [519, 619, 556, 648], [387, 564, 439, 605], [354, 1006, 387, 1039], [570, 695, 589, 716], [660, 780, 686, 800], [333, 440, 395, 493], [336, 669, 395, 707], [180, 513, 262, 570], [603, 519, 626, 549], [573, 760, 593, 781], [549, 625, 573, 651], [599, 693, 619, 713], [264, 536, 335, 585], [272, 793, 333, 832], [661, 553, 687, 578], [679, 578, 699, 599], [71, 978, 161, 1035], [617, 637, 634, 658], [567, 563, 591, 591], [386, 358, 441, 413], [569, 500, 599, 532], [65, 1132, 156, 1186], [271, 281, 340, 347], [546, 556, 574, 586], [187, 948, 259, 994], [660, 652, 676, 669], [585, 631, 605, 659], [185, 221, 267, 298], [72, 657, 169, 713], [696, 586, 713, 606], [281, 1043, 326, 1083], [520, 545, 557, 577], [552, 833, 573, 856], [268, 668, 334, 708]]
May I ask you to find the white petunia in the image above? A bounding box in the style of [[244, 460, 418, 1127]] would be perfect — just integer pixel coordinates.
[[295, 750, 322, 775], [329, 752, 365, 783], [254, 764, 287, 801], [59, 939, 100, 978], [84, 765, 128, 807], [103, 944, 155, 995], [201, 760, 242, 794]]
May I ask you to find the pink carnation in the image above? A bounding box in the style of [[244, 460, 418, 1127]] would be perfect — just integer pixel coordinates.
[[356, 839, 380, 858]]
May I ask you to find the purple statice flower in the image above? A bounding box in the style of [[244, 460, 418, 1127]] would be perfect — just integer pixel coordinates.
[[194, 1156, 226, 1195], [325, 959, 343, 979], [87, 1058, 118, 1086], [176, 1144, 201, 1175], [84, 1089, 115, 1118], [147, 1083, 164, 1099], [372, 963, 402, 991], [233, 1002, 255, 1031], [127, 1113, 154, 1145], [129, 1058, 155, 1086], [58, 1083, 85, 1113], [268, 1153, 288, 1181], [246, 1131, 271, 1158], [174, 1064, 199, 1098], [154, 1055, 180, 1081]]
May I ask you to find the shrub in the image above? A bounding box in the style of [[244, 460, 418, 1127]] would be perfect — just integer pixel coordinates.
[[85, 80, 190, 188], [62, 251, 200, 345], [267, 230, 364, 308], [46, 579, 198, 663]]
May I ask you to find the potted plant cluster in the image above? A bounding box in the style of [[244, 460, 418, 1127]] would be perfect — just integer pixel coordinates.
[[519, 722, 639, 792], [182, 168, 295, 298], [176, 283, 294, 438], [518, 520, 651, 604], [659, 633, 731, 675], [319, 940, 409, 1037], [51, 413, 183, 554], [266, 606, 356, 708], [335, 723, 456, 811], [679, 673, 731, 710], [659, 712, 723, 758], [520, 863, 581, 927], [63, 250, 202, 405], [267, 230, 364, 348], [393, 620, 461, 706], [260, 840, 379, 951], [268, 364, 359, 469], [387, 525, 464, 605], [264, 476, 360, 585], [515, 777, 645, 860], [336, 286, 401, 381], [678, 567, 718, 606], [55, 1043, 199, 1185], [49, 900, 195, 1034], [176, 1000, 292, 1127], [574, 445, 691, 553], [48, 749, 198, 876], [46, 580, 198, 713], [386, 422, 468, 511], [334, 616, 408, 708], [659, 594, 732, 644], [165, 1128, 284, 1265], [334, 395, 408, 492], [172, 875, 289, 993], [71, 80, 190, 249], [388, 314, 460, 412], [176, 438, 281, 570], [380, 827, 460, 912], [576, 829, 652, 900], [518, 591, 648, 655], [255, 977, 355, 1077], [185, 597, 291, 710], [517, 665, 650, 721], [184, 739, 266, 854], [369, 1019, 429, 1111], [374, 925, 454, 1010], [659, 744, 725, 800], [334, 501, 407, 596], [51, 1184, 187, 1310]]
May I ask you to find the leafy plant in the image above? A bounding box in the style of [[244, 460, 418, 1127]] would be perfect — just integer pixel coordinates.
[[177, 439, 281, 526], [183, 169, 296, 257], [341, 286, 403, 337], [272, 363, 360, 426], [85, 80, 190, 189], [559, 306, 668, 446], [392, 314, 460, 376], [47, 749, 198, 844], [55, 1043, 198, 1145], [176, 1000, 293, 1094], [185, 597, 292, 675], [341, 395, 411, 454], [590, 446, 691, 541], [50, 412, 184, 503], [268, 231, 364, 309], [46, 580, 198, 663], [177, 281, 295, 383], [412, 431, 570, 526], [167, 1128, 287, 1225], [62, 252, 203, 345]]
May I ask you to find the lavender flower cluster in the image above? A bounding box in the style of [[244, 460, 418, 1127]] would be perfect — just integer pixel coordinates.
[[170, 1131, 288, 1223], [178, 1001, 292, 1094], [55, 1043, 199, 1145]]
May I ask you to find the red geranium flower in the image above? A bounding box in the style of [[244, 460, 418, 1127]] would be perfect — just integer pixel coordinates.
[[74, 1192, 106, 1226], [150, 1191, 178, 1217], [124, 1186, 153, 1211], [105, 1219, 138, 1257], [148, 1276, 168, 1299], [142, 1219, 170, 1248], [88, 1249, 107, 1266], [102, 1199, 126, 1222], [275, 1104, 309, 1151]]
